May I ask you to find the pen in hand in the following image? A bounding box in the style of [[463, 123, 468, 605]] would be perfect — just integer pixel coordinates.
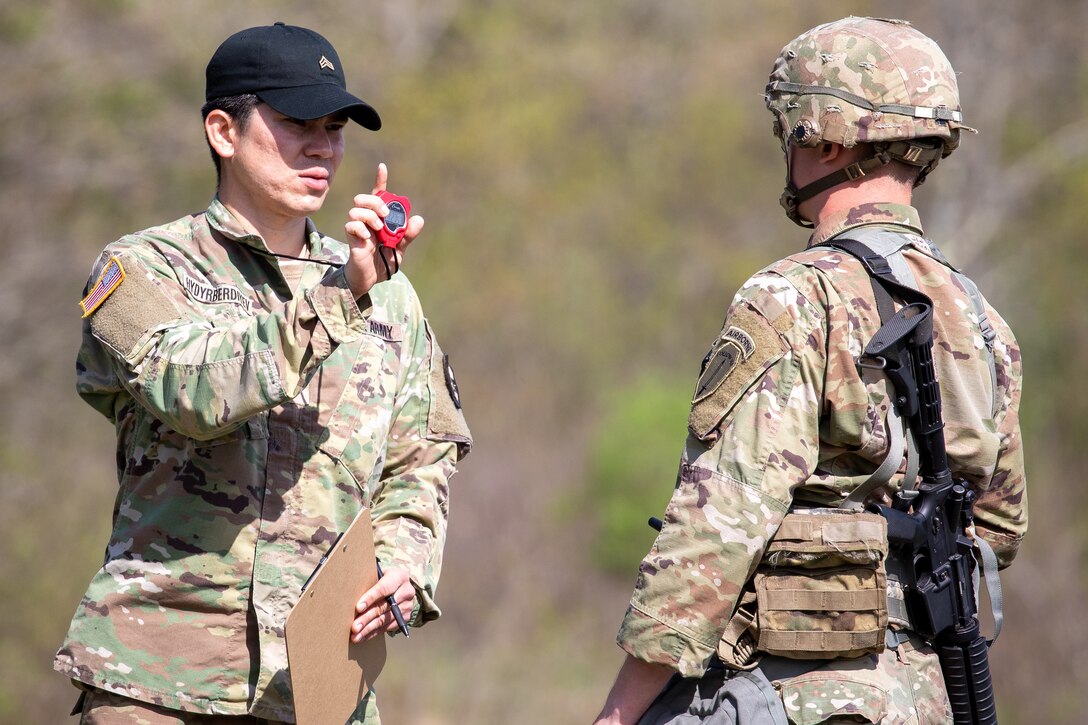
[[375, 559, 411, 638]]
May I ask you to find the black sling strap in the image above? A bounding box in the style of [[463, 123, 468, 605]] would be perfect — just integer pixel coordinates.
[[817, 237, 938, 508], [820, 237, 935, 324], [818, 236, 1007, 653]]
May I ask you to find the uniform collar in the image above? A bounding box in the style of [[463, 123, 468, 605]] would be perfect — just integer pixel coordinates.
[[807, 203, 924, 249], [205, 196, 323, 256]]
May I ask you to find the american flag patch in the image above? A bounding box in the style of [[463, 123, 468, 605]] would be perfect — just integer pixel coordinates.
[[80, 256, 126, 318]]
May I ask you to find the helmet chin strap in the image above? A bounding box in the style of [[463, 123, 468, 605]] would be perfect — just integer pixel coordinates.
[[779, 148, 894, 227], [778, 139, 946, 227]]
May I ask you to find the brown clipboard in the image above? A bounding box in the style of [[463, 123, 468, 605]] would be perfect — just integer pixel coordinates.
[[285, 508, 387, 724]]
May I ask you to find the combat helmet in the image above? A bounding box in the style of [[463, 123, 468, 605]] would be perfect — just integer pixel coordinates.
[[765, 17, 974, 226]]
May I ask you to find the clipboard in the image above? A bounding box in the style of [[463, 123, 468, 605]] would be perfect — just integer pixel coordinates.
[[285, 508, 387, 724]]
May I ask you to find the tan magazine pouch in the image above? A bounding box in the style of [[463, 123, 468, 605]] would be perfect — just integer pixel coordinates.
[[753, 508, 889, 659]]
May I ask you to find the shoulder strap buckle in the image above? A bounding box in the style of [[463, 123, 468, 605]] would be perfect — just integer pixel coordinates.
[[860, 253, 892, 277]]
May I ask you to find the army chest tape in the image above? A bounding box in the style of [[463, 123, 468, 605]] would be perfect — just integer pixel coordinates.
[[715, 230, 1004, 669]]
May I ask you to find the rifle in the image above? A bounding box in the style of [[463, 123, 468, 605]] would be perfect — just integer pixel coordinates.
[[649, 239, 1000, 722], [860, 297, 998, 725]]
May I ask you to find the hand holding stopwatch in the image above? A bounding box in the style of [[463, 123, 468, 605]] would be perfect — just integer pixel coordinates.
[[376, 191, 411, 248]]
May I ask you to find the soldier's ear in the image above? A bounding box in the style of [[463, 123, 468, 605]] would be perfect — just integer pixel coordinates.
[[205, 110, 239, 160], [818, 142, 841, 164]]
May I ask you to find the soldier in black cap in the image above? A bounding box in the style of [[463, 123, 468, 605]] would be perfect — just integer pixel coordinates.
[[56, 23, 471, 724]]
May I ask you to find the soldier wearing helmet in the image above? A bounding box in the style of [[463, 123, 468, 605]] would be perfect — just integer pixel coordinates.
[[596, 17, 1026, 724], [766, 16, 972, 228]]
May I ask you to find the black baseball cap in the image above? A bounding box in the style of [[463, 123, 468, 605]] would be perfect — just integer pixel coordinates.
[[205, 22, 381, 130]]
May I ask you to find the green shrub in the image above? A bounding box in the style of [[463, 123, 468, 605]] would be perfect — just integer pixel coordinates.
[[583, 375, 691, 576]]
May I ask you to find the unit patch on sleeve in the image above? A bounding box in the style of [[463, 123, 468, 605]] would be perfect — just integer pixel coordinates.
[[425, 323, 472, 453], [87, 255, 182, 360], [443, 354, 462, 410], [693, 326, 756, 404], [688, 302, 789, 441], [79, 256, 125, 318]]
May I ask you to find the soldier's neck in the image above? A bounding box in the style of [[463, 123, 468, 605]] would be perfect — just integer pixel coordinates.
[[218, 190, 308, 256], [807, 182, 913, 227]]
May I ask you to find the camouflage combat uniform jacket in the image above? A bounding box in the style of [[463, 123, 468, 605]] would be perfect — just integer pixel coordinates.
[[55, 198, 471, 721], [618, 203, 1026, 722]]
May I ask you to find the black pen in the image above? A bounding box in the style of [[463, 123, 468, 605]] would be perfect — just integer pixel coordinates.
[[301, 531, 344, 593], [375, 559, 410, 638]]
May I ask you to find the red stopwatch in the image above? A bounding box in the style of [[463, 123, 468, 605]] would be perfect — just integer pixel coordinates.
[[376, 191, 411, 248]]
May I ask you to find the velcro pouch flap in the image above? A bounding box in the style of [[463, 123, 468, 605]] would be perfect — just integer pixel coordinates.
[[754, 508, 889, 659]]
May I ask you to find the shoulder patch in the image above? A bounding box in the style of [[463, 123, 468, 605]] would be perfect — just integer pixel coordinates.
[[425, 325, 472, 456], [88, 256, 181, 360], [79, 256, 125, 318], [442, 354, 462, 409], [693, 326, 754, 403], [688, 302, 789, 442]]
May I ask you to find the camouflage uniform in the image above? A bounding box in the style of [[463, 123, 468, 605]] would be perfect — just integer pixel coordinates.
[[617, 203, 1026, 723], [612, 17, 1024, 723], [55, 198, 471, 722]]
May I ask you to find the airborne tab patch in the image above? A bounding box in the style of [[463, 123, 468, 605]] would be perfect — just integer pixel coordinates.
[[693, 326, 755, 404], [688, 302, 789, 442], [723, 326, 755, 358], [80, 256, 125, 318]]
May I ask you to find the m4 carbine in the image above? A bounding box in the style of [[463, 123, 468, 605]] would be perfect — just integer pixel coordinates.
[[859, 297, 997, 725], [651, 240, 1001, 724]]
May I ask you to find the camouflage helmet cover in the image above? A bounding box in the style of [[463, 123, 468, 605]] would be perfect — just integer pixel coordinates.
[[765, 17, 972, 158]]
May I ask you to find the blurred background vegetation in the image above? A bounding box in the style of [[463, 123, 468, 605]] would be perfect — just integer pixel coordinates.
[[1, 0, 1085, 722]]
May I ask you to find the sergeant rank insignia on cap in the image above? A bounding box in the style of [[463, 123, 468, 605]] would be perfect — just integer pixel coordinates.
[[80, 256, 125, 318]]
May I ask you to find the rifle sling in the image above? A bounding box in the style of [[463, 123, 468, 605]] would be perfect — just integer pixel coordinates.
[[820, 236, 1004, 647], [821, 237, 932, 506]]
